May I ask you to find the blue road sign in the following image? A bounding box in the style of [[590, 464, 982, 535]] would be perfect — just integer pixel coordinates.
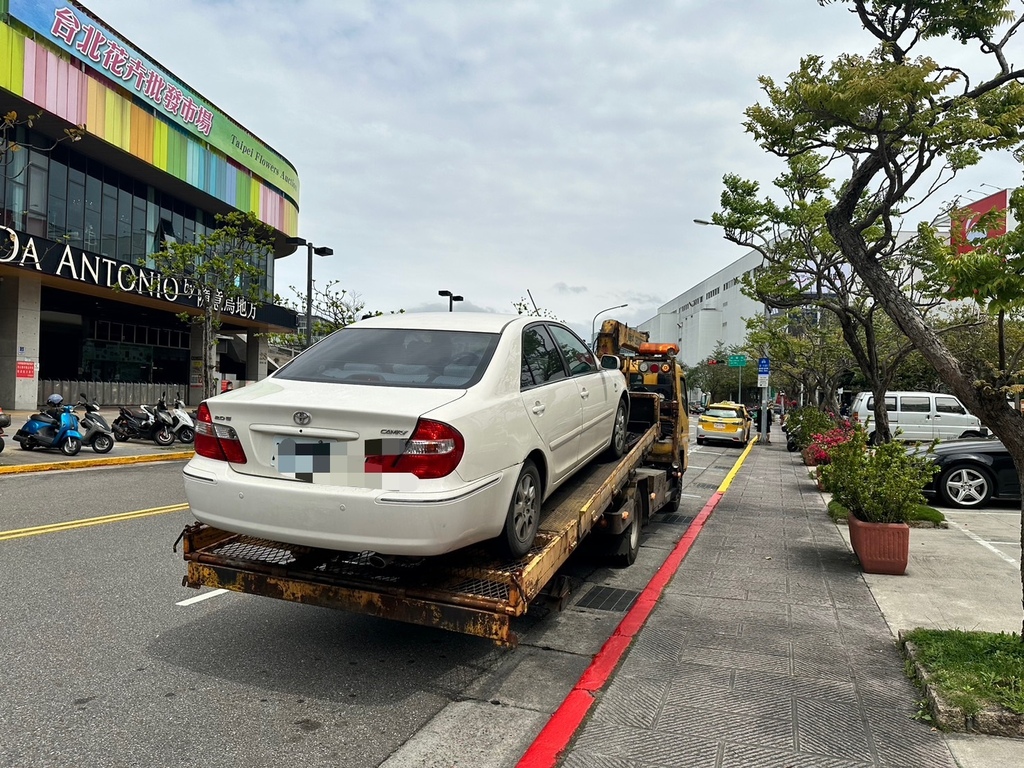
[[758, 357, 770, 375]]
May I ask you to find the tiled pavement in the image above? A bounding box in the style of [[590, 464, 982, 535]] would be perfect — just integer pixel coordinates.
[[560, 444, 957, 768]]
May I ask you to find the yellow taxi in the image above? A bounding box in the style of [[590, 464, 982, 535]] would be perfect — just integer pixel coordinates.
[[696, 401, 751, 446]]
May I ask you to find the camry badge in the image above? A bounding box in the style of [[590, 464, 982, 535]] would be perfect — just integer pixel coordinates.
[[293, 411, 312, 426]]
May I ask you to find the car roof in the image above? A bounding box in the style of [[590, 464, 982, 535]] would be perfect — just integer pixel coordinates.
[[350, 312, 529, 334]]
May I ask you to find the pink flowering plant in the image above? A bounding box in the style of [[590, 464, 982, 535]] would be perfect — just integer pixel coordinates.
[[803, 421, 855, 467]]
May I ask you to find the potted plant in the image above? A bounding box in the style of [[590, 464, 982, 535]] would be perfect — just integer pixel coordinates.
[[819, 426, 937, 575]]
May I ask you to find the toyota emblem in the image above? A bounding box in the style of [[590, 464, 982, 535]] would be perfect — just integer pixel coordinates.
[[293, 411, 312, 426]]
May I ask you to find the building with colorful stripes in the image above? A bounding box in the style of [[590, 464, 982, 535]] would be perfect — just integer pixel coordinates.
[[0, 0, 300, 409]]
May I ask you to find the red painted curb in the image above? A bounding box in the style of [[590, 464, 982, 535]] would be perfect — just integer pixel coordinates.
[[514, 489, 725, 768]]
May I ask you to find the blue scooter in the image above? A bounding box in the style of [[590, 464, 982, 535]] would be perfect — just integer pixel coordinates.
[[13, 404, 84, 456]]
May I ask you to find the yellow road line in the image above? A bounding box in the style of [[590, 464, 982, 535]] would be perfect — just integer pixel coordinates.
[[716, 437, 759, 494], [0, 503, 189, 541], [0, 452, 194, 475]]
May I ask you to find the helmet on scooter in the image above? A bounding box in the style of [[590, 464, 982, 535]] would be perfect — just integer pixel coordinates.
[[46, 394, 64, 407]]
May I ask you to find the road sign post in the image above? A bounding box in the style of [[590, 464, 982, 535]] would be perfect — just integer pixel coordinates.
[[758, 357, 770, 443]]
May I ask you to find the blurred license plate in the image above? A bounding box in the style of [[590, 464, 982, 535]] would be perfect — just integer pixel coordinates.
[[273, 437, 343, 479], [714, 421, 726, 430]]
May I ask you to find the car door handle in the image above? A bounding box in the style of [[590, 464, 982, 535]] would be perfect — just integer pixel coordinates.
[[532, 403, 546, 415], [579, 388, 590, 399]]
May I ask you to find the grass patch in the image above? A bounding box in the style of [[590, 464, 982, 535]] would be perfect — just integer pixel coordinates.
[[827, 498, 945, 525], [904, 628, 1024, 716]]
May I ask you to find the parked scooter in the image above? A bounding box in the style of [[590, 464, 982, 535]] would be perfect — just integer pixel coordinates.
[[0, 405, 9, 453], [168, 392, 195, 444], [12, 395, 84, 456], [112, 398, 175, 446], [75, 393, 115, 454]]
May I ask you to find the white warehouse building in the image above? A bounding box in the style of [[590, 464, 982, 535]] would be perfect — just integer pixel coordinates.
[[638, 247, 766, 367]]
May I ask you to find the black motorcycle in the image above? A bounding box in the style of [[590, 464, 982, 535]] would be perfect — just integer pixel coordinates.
[[74, 393, 115, 454], [112, 398, 175, 446], [0, 406, 9, 453]]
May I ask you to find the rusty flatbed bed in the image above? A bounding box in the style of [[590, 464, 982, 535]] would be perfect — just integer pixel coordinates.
[[180, 423, 660, 646]]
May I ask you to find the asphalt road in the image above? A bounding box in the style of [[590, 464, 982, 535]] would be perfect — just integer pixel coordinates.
[[0, 438, 740, 768]]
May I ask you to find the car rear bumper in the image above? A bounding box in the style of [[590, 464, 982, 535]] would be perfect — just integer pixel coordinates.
[[182, 456, 516, 556]]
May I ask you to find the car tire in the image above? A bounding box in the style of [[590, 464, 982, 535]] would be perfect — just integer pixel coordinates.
[[603, 399, 628, 460], [939, 464, 994, 509], [609, 514, 641, 567], [502, 460, 541, 559]]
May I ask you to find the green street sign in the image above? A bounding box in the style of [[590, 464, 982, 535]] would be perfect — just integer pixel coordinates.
[[728, 355, 747, 367]]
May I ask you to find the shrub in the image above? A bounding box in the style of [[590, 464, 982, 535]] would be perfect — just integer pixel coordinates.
[[805, 423, 855, 467], [819, 424, 938, 523], [785, 407, 838, 451]]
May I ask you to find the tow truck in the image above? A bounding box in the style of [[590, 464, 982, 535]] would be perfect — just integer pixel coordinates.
[[178, 321, 689, 646]]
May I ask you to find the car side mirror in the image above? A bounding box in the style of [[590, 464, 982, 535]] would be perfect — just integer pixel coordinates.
[[600, 354, 621, 370]]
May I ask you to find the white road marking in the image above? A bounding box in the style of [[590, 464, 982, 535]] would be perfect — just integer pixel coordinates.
[[680, 493, 702, 499], [176, 588, 229, 606], [947, 521, 1020, 568]]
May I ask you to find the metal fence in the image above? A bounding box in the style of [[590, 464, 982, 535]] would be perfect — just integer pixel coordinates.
[[37, 380, 188, 408]]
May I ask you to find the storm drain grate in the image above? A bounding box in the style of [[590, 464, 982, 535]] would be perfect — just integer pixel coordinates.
[[576, 586, 640, 612], [691, 482, 720, 490], [657, 514, 694, 526]]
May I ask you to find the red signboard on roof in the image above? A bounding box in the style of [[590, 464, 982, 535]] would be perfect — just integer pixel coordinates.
[[952, 189, 1009, 254]]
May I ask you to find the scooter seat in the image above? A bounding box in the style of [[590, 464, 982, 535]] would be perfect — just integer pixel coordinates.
[[32, 413, 58, 425]]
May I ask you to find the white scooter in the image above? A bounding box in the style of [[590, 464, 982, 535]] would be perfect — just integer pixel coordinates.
[[168, 392, 195, 444]]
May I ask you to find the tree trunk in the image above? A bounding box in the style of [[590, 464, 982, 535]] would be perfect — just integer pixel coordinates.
[[827, 210, 1024, 638]]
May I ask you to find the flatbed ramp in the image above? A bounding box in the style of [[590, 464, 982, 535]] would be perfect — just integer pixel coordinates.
[[180, 424, 659, 646]]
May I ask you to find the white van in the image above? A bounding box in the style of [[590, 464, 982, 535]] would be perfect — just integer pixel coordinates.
[[851, 391, 987, 442]]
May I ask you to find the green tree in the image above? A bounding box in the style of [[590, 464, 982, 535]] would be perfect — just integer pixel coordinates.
[[271, 283, 402, 350], [743, 0, 1024, 634], [146, 210, 275, 400], [711, 155, 970, 439]]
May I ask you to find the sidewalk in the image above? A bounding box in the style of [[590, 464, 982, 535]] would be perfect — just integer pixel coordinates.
[[0, 407, 191, 472], [552, 441, 1022, 767]]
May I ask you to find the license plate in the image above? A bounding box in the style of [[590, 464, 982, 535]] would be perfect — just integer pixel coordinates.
[[714, 421, 726, 430], [273, 437, 345, 480]]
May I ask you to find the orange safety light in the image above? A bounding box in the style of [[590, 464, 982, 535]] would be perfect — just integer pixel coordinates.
[[638, 342, 679, 356]]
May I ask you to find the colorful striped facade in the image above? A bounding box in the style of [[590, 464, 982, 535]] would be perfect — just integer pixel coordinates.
[[0, 23, 297, 235]]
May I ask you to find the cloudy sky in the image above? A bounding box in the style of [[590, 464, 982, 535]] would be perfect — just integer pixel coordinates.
[[82, 0, 1023, 340]]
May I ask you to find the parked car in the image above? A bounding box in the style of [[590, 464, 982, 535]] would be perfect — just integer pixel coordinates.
[[851, 390, 987, 442], [914, 437, 1019, 509], [182, 313, 629, 559], [696, 401, 751, 446]]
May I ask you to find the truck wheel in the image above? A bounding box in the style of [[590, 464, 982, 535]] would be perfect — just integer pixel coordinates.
[[502, 461, 541, 559], [602, 399, 628, 460], [610, 514, 641, 567]]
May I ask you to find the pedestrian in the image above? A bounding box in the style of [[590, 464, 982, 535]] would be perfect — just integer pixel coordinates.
[[765, 405, 774, 444]]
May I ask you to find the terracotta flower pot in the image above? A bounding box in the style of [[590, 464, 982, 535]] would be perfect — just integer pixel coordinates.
[[847, 513, 909, 575]]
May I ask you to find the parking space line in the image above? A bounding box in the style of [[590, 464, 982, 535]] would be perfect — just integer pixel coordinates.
[[176, 589, 229, 606], [947, 520, 1020, 568]]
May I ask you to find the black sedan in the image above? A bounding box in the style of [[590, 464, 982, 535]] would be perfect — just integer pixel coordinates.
[[916, 438, 1020, 509]]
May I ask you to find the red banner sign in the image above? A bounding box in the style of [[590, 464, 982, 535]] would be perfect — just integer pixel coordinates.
[[15, 361, 35, 378]]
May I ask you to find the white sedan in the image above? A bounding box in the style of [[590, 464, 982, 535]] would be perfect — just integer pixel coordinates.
[[183, 313, 628, 559]]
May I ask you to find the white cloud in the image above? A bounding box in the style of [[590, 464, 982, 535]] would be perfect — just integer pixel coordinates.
[[82, 0, 1024, 341]]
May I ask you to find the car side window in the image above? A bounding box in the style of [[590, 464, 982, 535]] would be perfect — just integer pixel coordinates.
[[936, 397, 966, 415], [546, 324, 598, 376], [521, 326, 568, 388], [900, 396, 929, 413]]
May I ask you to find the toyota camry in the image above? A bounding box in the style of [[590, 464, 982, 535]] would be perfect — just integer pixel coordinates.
[[182, 313, 629, 559]]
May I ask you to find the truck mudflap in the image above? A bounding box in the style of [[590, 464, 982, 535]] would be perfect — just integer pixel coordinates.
[[179, 424, 660, 646]]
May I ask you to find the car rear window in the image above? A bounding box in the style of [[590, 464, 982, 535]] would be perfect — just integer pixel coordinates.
[[705, 407, 741, 419], [275, 328, 500, 388]]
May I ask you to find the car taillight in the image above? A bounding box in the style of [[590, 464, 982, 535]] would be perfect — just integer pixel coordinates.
[[365, 419, 464, 479], [193, 403, 247, 464]]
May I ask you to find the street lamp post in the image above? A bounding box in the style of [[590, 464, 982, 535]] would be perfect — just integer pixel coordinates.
[[286, 236, 334, 347], [591, 303, 628, 349], [438, 289, 463, 312]]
